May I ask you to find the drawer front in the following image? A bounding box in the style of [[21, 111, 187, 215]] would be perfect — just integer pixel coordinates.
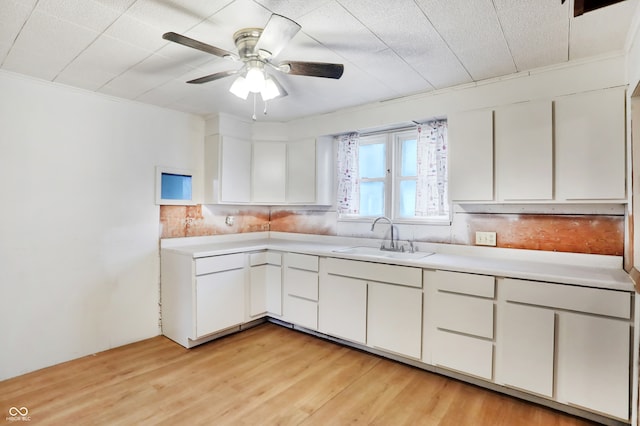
[[195, 253, 245, 276], [250, 251, 282, 266], [501, 278, 631, 319], [285, 296, 318, 330], [324, 257, 422, 288], [249, 252, 267, 266], [433, 330, 493, 380], [286, 268, 318, 301], [266, 251, 282, 266], [286, 253, 319, 272], [430, 270, 495, 298], [435, 292, 494, 338]]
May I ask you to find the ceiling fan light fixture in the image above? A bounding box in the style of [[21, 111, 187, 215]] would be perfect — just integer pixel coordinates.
[[261, 77, 281, 101], [229, 76, 249, 99], [245, 67, 266, 93]]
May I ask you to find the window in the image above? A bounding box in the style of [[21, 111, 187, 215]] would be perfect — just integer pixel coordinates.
[[336, 121, 449, 222]]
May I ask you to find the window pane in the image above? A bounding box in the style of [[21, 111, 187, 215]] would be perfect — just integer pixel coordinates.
[[360, 181, 385, 216], [401, 139, 417, 176], [399, 180, 416, 217], [359, 143, 386, 178], [161, 173, 192, 200]]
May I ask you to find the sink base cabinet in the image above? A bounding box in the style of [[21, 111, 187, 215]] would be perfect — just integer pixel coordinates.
[[367, 282, 422, 359], [318, 265, 367, 344]]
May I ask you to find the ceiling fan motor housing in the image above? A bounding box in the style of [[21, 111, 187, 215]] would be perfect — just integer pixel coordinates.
[[233, 28, 263, 60]]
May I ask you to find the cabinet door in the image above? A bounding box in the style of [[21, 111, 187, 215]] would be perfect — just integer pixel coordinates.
[[220, 136, 252, 203], [265, 264, 282, 316], [319, 274, 367, 344], [252, 142, 286, 203], [249, 265, 267, 317], [195, 269, 245, 338], [287, 139, 316, 203], [557, 313, 630, 419], [555, 87, 626, 201], [448, 109, 494, 201], [495, 100, 553, 201], [368, 282, 422, 359], [497, 302, 555, 397]]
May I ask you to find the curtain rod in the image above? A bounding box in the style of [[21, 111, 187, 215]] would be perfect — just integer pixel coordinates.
[[358, 121, 419, 137]]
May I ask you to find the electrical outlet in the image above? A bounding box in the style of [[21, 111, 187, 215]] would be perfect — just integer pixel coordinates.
[[475, 231, 497, 246]]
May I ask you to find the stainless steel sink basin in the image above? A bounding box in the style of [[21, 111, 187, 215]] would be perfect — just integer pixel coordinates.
[[332, 246, 433, 260]]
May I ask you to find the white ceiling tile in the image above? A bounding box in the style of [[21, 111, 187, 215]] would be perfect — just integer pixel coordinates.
[[54, 34, 154, 90], [2, 10, 99, 80], [297, 1, 387, 55], [0, 0, 36, 64], [496, 2, 569, 71], [253, 0, 334, 20], [337, 0, 471, 87], [104, 14, 168, 52], [570, 0, 639, 60], [35, 0, 120, 33]]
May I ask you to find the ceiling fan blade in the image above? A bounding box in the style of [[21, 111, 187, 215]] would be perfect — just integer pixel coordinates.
[[187, 69, 241, 84], [277, 61, 344, 79], [255, 14, 301, 59], [163, 32, 238, 60]]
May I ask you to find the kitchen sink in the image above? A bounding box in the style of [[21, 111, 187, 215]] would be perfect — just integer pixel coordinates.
[[332, 246, 433, 260]]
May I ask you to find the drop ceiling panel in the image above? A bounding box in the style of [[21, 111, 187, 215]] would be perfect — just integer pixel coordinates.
[[35, 0, 121, 33], [496, 1, 569, 71], [0, 0, 35, 63], [254, 0, 334, 20], [55, 34, 152, 91], [2, 11, 99, 80]]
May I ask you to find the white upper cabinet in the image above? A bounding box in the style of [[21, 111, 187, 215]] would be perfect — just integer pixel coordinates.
[[204, 135, 252, 204], [555, 87, 626, 201], [449, 109, 494, 202], [495, 100, 553, 202], [287, 139, 316, 203], [252, 142, 287, 203]]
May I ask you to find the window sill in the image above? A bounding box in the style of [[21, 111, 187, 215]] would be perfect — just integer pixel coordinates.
[[338, 216, 451, 226]]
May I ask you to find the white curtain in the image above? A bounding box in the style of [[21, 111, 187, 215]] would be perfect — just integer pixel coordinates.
[[416, 120, 448, 217], [336, 133, 360, 214]]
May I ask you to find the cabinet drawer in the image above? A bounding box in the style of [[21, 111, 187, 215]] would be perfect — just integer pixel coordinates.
[[287, 253, 318, 272], [286, 268, 318, 301], [501, 278, 631, 319], [433, 330, 493, 380], [325, 257, 422, 288], [285, 296, 318, 330], [435, 292, 494, 338], [430, 270, 494, 298], [249, 251, 282, 266], [195, 253, 245, 276]]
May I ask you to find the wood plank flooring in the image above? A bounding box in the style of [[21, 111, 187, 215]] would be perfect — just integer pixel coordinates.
[[0, 323, 598, 425]]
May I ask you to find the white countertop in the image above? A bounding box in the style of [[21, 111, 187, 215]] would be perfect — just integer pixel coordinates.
[[161, 232, 635, 292]]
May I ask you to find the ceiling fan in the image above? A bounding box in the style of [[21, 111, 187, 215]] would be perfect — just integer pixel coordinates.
[[163, 14, 344, 104]]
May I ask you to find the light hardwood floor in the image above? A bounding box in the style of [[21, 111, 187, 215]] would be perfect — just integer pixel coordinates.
[[0, 323, 597, 425]]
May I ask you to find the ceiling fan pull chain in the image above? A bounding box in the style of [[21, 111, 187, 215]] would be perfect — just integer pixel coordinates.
[[252, 93, 257, 121], [264, 100, 268, 116]]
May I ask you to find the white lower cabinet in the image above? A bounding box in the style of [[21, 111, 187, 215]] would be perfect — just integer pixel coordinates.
[[497, 302, 555, 397], [248, 251, 282, 319], [160, 250, 247, 348], [368, 281, 422, 359], [196, 268, 245, 338], [496, 278, 632, 420], [318, 270, 367, 344], [557, 312, 630, 419], [282, 253, 319, 330], [423, 270, 495, 380]]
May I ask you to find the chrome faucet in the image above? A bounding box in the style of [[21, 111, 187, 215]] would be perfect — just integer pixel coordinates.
[[371, 216, 398, 251]]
